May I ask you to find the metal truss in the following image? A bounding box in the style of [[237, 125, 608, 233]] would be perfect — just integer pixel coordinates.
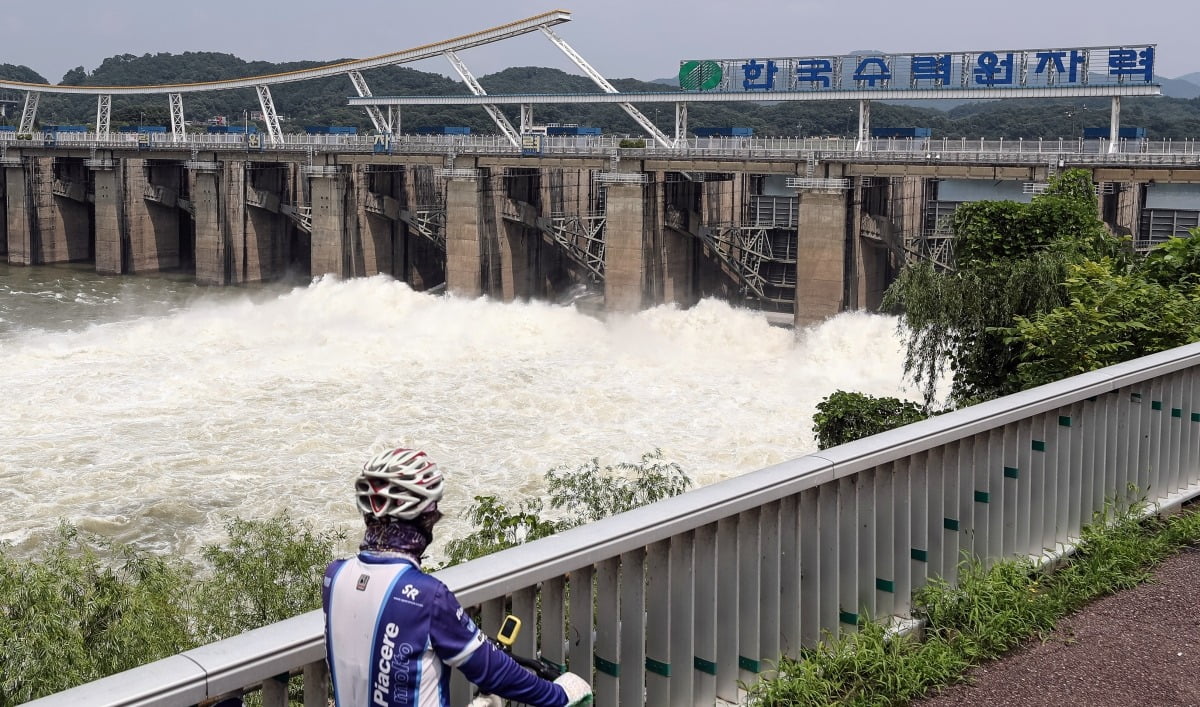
[[281, 204, 313, 233], [400, 206, 447, 249], [18, 91, 38, 133], [95, 95, 111, 137], [674, 103, 687, 146], [168, 93, 185, 142], [256, 85, 283, 145], [698, 225, 795, 303], [443, 51, 521, 148], [348, 71, 389, 134], [904, 229, 956, 271], [912, 200, 959, 271], [544, 212, 606, 281], [538, 25, 672, 149]]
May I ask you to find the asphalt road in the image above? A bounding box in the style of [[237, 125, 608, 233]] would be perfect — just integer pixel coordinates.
[[915, 545, 1200, 706]]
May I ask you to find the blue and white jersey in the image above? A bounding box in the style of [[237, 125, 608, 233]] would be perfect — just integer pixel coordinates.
[[323, 553, 568, 707]]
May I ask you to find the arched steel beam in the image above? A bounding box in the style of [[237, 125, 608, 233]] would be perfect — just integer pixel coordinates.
[[0, 10, 570, 96]]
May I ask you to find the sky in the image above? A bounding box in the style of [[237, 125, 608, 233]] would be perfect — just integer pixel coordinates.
[[5, 0, 1195, 85]]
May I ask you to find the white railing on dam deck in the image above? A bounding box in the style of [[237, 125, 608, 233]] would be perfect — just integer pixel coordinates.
[[25, 342, 1200, 707], [4, 130, 1200, 166]]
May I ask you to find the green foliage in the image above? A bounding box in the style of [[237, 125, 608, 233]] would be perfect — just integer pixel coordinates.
[[442, 496, 559, 567], [0, 515, 343, 705], [193, 514, 344, 643], [619, 138, 646, 148], [952, 171, 1117, 270], [0, 524, 193, 705], [999, 258, 1200, 388], [545, 451, 692, 523], [747, 500, 1200, 706], [1140, 228, 1200, 288], [811, 390, 928, 450], [882, 255, 1071, 405], [883, 169, 1125, 406], [444, 450, 691, 565]]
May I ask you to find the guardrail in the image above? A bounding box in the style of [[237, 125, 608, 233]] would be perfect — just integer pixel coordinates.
[[3, 131, 1200, 166], [25, 342, 1200, 707]]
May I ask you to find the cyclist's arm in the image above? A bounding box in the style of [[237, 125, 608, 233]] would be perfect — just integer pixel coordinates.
[[429, 584, 567, 707]]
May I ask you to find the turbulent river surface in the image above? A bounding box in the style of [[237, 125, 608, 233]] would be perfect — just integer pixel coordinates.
[[0, 263, 922, 562]]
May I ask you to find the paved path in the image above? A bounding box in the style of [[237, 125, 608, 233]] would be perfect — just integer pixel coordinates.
[[915, 545, 1200, 707]]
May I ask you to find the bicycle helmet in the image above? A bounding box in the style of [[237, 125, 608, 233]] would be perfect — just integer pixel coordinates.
[[356, 448, 444, 520]]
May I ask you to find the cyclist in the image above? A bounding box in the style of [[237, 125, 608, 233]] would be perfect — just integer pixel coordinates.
[[322, 447, 593, 707]]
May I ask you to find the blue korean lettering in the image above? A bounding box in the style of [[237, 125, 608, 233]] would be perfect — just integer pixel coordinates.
[[973, 52, 1014, 86], [795, 58, 833, 87], [1033, 50, 1086, 83], [741, 59, 778, 91], [1108, 47, 1154, 81], [910, 54, 951, 84], [852, 57, 891, 87]]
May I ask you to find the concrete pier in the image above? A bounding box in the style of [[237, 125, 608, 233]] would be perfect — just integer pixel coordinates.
[[794, 187, 849, 328], [0, 142, 1184, 326], [444, 172, 485, 297], [603, 179, 654, 312], [5, 162, 33, 265]]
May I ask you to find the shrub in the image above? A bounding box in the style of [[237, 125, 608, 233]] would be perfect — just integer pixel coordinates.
[[811, 390, 928, 449]]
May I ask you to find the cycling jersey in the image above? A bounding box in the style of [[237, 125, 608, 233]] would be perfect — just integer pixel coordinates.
[[323, 553, 568, 707]]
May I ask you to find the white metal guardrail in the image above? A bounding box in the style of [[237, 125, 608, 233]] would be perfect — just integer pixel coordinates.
[[25, 342, 1200, 707], [4, 131, 1200, 166]]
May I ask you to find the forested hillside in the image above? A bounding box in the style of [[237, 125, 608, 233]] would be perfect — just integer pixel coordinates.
[[2, 52, 1198, 139]]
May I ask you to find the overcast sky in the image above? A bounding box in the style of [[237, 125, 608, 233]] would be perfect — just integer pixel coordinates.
[[9, 0, 1195, 85]]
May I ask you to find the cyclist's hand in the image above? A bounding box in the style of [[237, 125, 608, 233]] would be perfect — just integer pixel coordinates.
[[467, 695, 502, 707], [553, 672, 592, 706]]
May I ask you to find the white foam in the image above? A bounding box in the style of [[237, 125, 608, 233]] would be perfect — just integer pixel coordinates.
[[0, 275, 921, 561]]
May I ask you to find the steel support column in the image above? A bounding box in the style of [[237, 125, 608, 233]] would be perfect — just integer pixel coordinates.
[[520, 104, 534, 133], [443, 50, 521, 147], [256, 85, 283, 145], [674, 103, 688, 146], [1109, 96, 1121, 154], [169, 93, 186, 142], [18, 91, 39, 134], [95, 95, 111, 137], [856, 99, 871, 151], [348, 70, 390, 134], [539, 25, 673, 148]]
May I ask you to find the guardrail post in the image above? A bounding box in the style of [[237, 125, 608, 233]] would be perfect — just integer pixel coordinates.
[[260, 673, 288, 707], [302, 660, 328, 707]]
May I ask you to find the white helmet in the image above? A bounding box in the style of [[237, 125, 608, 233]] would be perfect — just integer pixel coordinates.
[[356, 448, 444, 520]]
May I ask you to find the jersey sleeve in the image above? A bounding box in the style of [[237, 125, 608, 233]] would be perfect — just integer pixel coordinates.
[[427, 583, 567, 707]]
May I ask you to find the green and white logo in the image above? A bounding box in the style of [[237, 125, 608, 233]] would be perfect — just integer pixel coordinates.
[[679, 60, 723, 91]]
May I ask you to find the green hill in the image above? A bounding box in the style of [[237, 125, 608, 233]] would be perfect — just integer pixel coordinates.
[[0, 53, 1197, 139]]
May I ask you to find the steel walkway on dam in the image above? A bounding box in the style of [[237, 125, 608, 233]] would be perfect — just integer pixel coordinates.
[[23, 342, 1200, 707], [10, 132, 1200, 167]]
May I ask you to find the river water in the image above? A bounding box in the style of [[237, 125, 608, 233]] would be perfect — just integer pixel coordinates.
[[0, 263, 921, 563]]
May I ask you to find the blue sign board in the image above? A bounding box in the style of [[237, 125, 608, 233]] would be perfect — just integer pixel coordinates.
[[679, 45, 1155, 93]]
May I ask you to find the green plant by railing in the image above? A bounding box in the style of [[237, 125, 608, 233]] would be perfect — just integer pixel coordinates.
[[0, 515, 342, 706], [744, 494, 1200, 706]]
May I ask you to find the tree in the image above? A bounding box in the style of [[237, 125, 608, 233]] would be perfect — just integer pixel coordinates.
[[1001, 233, 1200, 388], [882, 169, 1123, 406], [192, 514, 343, 643]]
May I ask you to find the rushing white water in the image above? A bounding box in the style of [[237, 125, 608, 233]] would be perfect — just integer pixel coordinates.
[[0, 270, 922, 562]]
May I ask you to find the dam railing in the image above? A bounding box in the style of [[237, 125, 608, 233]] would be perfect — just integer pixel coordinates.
[[25, 341, 1200, 707], [5, 130, 1200, 166]]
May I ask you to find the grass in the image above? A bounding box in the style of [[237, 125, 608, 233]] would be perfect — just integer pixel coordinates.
[[744, 499, 1200, 706]]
